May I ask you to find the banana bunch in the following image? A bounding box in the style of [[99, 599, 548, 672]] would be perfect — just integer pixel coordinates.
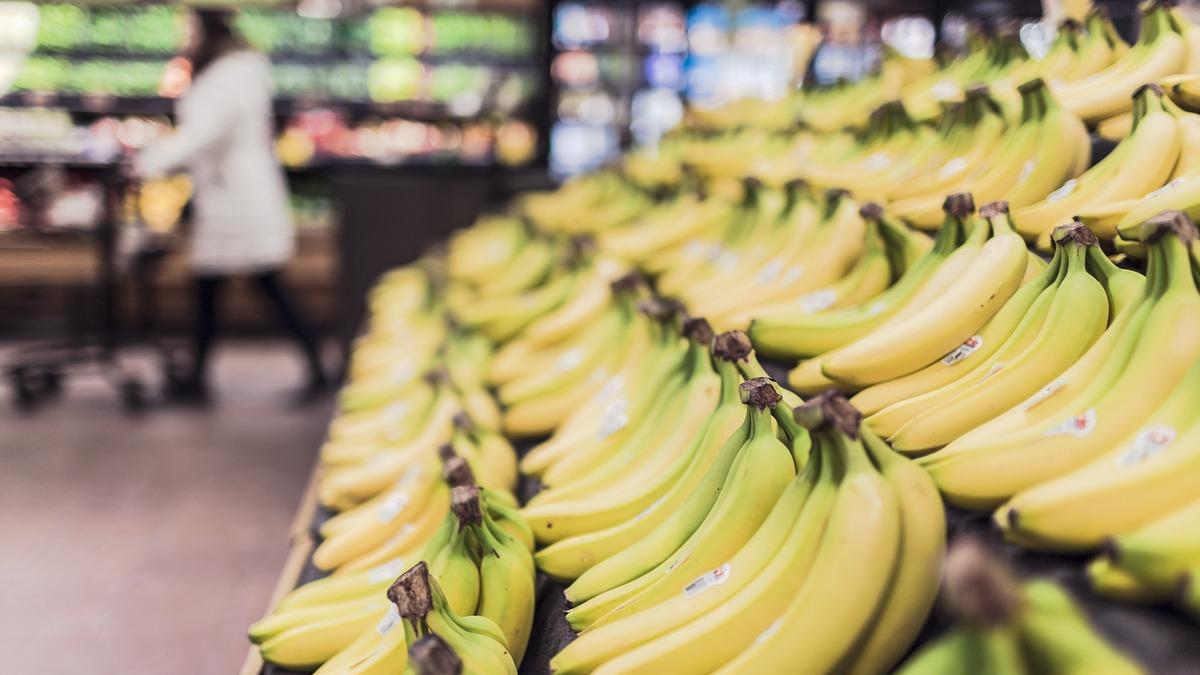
[[1015, 84, 1183, 247], [795, 48, 935, 132], [1078, 93, 1200, 243], [552, 390, 944, 675], [338, 560, 516, 675], [1052, 1, 1191, 124], [897, 537, 1143, 675], [889, 79, 1088, 229], [859, 220, 1115, 455], [685, 94, 801, 133], [1081, 498, 1200, 615], [923, 211, 1200, 512], [521, 170, 655, 236], [643, 183, 927, 331], [557, 374, 803, 630], [486, 263, 640, 437], [522, 320, 745, 581], [900, 26, 1027, 122], [514, 298, 691, 486], [748, 195, 974, 361], [770, 195, 1030, 396], [318, 360, 515, 509], [254, 466, 533, 671], [670, 190, 930, 331]]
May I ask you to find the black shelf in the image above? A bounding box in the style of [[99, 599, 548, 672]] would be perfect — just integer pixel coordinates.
[[0, 92, 542, 125]]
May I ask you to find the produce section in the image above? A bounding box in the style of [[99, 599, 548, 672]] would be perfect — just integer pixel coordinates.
[[9, 0, 1200, 672], [240, 2, 1200, 673]]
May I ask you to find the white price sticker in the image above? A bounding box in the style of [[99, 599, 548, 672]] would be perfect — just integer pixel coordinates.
[[366, 557, 408, 584], [1116, 426, 1177, 468], [938, 157, 970, 179], [1020, 379, 1066, 412], [683, 564, 731, 597], [1043, 408, 1097, 438], [376, 605, 401, 636], [1046, 179, 1078, 203], [378, 491, 411, 523], [554, 348, 585, 372], [799, 289, 837, 314], [941, 336, 983, 365], [597, 399, 629, 439], [1143, 178, 1186, 200], [757, 259, 785, 285], [1017, 160, 1036, 184]]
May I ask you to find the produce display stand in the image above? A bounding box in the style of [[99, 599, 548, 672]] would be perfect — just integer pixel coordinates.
[[248, 362, 1200, 675]]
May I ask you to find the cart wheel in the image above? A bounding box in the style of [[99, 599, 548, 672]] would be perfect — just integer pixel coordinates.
[[40, 369, 63, 397], [120, 377, 148, 413], [10, 368, 40, 411]]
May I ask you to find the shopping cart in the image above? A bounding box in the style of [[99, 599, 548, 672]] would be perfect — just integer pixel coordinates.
[[0, 159, 184, 411]]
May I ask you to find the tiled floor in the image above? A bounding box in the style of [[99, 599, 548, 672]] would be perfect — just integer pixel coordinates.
[[0, 341, 331, 674]]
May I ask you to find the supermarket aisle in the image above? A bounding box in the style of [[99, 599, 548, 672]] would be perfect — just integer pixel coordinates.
[[0, 342, 331, 675]]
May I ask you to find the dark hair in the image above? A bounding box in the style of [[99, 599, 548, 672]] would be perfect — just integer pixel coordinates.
[[190, 9, 249, 75]]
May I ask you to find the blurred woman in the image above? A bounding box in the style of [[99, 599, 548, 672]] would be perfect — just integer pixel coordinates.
[[135, 8, 327, 403]]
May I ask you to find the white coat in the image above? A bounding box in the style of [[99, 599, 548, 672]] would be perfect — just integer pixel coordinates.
[[136, 50, 293, 274]]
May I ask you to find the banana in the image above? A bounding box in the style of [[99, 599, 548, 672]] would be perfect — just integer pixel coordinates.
[[335, 487, 450, 575], [393, 563, 517, 675], [886, 80, 1053, 229], [313, 465, 445, 573], [433, 485, 536, 666], [429, 521, 479, 618], [520, 326, 734, 553], [852, 241, 1061, 416], [1087, 557, 1168, 603], [840, 428, 946, 675], [721, 207, 894, 329], [319, 452, 438, 538], [1053, 3, 1188, 123], [517, 306, 683, 471], [1001, 368, 1200, 551], [447, 215, 529, 285], [257, 596, 393, 669], [512, 257, 626, 351], [559, 380, 794, 622], [895, 626, 1025, 675], [710, 394, 900, 675], [313, 618, 411, 675], [550, 411, 834, 675], [560, 370, 756, 605], [820, 200, 1028, 389], [749, 196, 971, 363], [1017, 580, 1144, 674], [530, 322, 718, 502], [688, 190, 868, 328], [275, 556, 412, 613], [1013, 84, 1181, 245], [944, 247, 1147, 450], [923, 212, 1200, 509], [887, 225, 1110, 453], [1107, 497, 1200, 588]]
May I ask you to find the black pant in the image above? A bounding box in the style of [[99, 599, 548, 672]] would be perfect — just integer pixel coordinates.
[[192, 270, 325, 387]]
